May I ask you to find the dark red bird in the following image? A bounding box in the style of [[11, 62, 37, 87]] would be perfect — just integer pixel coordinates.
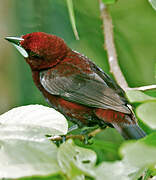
[[5, 32, 146, 140]]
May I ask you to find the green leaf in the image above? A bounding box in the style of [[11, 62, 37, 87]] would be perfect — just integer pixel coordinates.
[[66, 0, 79, 40], [57, 139, 96, 179], [136, 101, 156, 129], [155, 63, 156, 80], [149, 0, 156, 11], [19, 175, 63, 180], [126, 90, 156, 103], [102, 0, 116, 4], [95, 133, 156, 180], [120, 133, 156, 169], [76, 128, 123, 163]]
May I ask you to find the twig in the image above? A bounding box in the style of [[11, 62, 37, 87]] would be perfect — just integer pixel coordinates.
[[130, 85, 156, 91], [49, 128, 102, 142], [99, 1, 156, 92], [99, 1, 129, 91]]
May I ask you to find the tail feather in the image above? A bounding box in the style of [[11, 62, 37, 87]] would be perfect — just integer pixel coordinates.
[[114, 123, 146, 140], [95, 108, 146, 140]]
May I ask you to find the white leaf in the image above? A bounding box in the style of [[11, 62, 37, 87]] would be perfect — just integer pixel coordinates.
[[0, 105, 68, 178], [0, 104, 68, 140], [0, 139, 60, 179]]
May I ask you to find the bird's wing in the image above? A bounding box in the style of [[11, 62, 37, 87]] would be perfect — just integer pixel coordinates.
[[40, 64, 131, 114], [89, 61, 126, 99]]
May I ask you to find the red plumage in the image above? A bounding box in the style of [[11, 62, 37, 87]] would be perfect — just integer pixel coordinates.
[[6, 32, 146, 140]]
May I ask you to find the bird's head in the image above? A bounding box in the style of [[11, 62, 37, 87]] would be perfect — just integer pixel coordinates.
[[5, 32, 70, 70]]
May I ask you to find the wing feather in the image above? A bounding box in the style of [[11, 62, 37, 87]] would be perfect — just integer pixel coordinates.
[[40, 65, 131, 114]]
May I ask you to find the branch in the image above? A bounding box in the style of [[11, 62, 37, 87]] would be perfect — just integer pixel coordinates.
[[99, 1, 129, 91], [99, 1, 156, 92], [130, 85, 156, 91], [49, 128, 102, 142]]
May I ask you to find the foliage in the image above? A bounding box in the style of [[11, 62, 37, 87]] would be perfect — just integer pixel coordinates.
[[0, 92, 156, 179], [0, 0, 156, 179], [102, 0, 116, 5], [66, 0, 79, 40]]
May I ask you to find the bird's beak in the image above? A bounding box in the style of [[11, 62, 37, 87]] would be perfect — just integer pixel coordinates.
[[5, 36, 29, 58]]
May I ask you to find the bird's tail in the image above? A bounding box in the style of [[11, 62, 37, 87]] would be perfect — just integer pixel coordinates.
[[95, 109, 146, 140], [113, 123, 146, 140]]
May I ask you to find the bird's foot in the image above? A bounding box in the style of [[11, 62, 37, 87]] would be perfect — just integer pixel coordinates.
[[47, 125, 105, 145]]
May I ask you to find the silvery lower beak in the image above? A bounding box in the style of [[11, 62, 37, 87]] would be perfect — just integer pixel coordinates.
[[5, 36, 28, 58]]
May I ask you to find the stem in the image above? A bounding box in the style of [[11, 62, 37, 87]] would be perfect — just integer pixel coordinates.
[[66, 0, 79, 40], [49, 128, 102, 142], [131, 85, 156, 91], [99, 1, 129, 91], [99, 1, 156, 92]]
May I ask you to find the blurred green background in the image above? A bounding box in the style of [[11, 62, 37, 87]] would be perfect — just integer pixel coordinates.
[[0, 0, 156, 115]]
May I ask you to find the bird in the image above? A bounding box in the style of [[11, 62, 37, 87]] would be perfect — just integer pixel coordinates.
[[5, 32, 146, 140]]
